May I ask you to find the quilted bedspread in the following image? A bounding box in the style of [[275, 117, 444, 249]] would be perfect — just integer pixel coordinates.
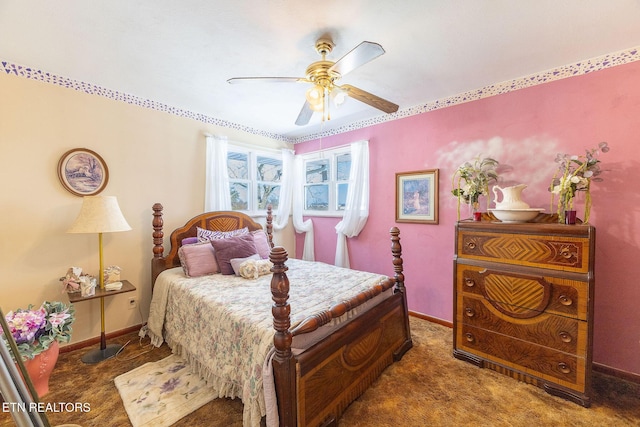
[[147, 258, 390, 427]]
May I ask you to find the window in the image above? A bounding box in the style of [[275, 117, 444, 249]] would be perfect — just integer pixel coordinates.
[[227, 147, 282, 213], [303, 147, 351, 215], [256, 155, 282, 210]]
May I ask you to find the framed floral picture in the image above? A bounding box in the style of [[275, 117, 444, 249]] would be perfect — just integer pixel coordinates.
[[57, 148, 109, 196], [396, 169, 439, 224]]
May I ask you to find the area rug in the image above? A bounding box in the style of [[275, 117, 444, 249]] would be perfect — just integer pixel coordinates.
[[114, 355, 216, 427]]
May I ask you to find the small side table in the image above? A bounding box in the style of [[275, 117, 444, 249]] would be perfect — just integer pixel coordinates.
[[68, 280, 136, 364]]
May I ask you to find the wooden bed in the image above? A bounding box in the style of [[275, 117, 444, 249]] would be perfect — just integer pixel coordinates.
[[151, 203, 413, 427]]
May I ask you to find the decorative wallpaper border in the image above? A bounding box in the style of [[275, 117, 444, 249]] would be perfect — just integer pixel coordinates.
[[3, 46, 639, 144], [295, 46, 640, 143], [0, 60, 288, 143]]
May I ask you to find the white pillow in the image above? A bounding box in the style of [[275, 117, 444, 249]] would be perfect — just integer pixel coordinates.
[[230, 254, 261, 276], [237, 259, 274, 280]]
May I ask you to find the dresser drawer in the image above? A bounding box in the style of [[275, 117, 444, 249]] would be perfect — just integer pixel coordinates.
[[456, 264, 588, 320], [457, 324, 586, 391], [457, 295, 588, 355], [457, 229, 591, 273]]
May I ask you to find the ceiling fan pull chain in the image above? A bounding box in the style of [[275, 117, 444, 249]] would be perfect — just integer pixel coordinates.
[[325, 88, 330, 121]]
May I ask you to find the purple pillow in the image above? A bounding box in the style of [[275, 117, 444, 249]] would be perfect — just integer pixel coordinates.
[[181, 236, 199, 246], [210, 234, 259, 275], [177, 242, 219, 277], [252, 230, 271, 259]]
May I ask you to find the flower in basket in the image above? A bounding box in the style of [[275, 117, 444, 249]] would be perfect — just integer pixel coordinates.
[[549, 142, 609, 223], [1, 301, 75, 361], [451, 156, 500, 220]]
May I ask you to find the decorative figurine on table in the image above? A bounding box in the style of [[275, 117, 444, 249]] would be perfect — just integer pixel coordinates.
[[60, 267, 97, 297], [104, 265, 123, 291], [60, 266, 83, 293], [104, 265, 121, 284], [79, 275, 97, 297]]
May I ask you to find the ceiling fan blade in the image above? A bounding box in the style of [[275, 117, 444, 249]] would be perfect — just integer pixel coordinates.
[[341, 84, 399, 114], [227, 77, 306, 84], [329, 41, 385, 76], [295, 101, 314, 126]]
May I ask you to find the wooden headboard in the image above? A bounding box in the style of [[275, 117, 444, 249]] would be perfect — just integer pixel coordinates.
[[151, 203, 273, 286]]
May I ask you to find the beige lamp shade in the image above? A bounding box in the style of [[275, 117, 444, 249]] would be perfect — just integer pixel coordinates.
[[67, 196, 131, 234]]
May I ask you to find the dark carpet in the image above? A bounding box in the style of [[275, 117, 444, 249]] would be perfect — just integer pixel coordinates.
[[2, 317, 639, 426]]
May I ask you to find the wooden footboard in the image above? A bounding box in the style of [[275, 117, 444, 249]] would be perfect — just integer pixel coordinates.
[[270, 228, 413, 426]]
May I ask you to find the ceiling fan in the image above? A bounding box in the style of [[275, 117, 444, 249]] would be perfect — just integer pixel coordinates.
[[227, 38, 399, 126]]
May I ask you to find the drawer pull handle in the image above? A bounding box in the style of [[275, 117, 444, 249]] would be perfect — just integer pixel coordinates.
[[558, 295, 573, 306], [464, 332, 475, 343], [466, 242, 476, 250], [464, 307, 475, 318], [464, 278, 475, 288], [558, 362, 571, 374], [558, 331, 572, 343], [560, 248, 573, 259]]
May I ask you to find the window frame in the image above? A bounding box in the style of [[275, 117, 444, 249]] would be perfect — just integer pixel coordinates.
[[227, 144, 283, 216], [301, 146, 352, 217]]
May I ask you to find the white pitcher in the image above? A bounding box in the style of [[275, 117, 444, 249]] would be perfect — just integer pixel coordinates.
[[492, 184, 530, 210]]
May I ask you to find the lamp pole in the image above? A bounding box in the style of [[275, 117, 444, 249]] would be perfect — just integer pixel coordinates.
[[98, 232, 107, 352]]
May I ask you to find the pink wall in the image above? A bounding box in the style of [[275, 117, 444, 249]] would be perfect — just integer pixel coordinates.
[[295, 60, 640, 376]]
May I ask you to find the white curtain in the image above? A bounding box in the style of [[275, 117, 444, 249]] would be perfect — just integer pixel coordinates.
[[204, 135, 232, 211], [292, 155, 315, 261], [335, 140, 370, 268], [273, 149, 294, 231]]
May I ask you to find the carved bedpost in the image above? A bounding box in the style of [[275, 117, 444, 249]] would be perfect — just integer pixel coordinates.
[[151, 203, 165, 288], [266, 204, 274, 248], [152, 203, 164, 258], [390, 227, 404, 291], [269, 246, 296, 426], [390, 226, 413, 360]]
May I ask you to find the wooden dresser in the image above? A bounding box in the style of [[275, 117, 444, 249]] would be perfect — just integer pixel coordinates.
[[453, 216, 595, 407]]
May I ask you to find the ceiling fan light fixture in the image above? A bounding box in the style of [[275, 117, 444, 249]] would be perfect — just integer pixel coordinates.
[[305, 85, 324, 105], [309, 99, 324, 112], [331, 87, 347, 106]]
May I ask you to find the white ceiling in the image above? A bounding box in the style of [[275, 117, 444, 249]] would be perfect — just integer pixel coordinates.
[[3, 1, 640, 142]]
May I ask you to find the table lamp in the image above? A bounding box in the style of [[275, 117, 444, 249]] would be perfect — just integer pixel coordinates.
[[67, 195, 131, 363]]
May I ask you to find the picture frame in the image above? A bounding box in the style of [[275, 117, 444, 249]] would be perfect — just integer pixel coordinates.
[[396, 169, 439, 224], [57, 148, 109, 196]]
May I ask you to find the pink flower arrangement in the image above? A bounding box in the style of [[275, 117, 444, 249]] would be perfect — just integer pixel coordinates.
[[1, 301, 75, 361]]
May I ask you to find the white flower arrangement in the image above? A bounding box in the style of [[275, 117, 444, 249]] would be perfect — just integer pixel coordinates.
[[549, 142, 609, 223], [452, 156, 499, 220]]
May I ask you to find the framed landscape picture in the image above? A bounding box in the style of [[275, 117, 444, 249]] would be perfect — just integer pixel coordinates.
[[57, 148, 109, 196], [396, 169, 439, 224]]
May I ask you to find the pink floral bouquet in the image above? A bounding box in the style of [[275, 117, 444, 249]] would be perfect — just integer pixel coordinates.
[[1, 301, 75, 360]]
